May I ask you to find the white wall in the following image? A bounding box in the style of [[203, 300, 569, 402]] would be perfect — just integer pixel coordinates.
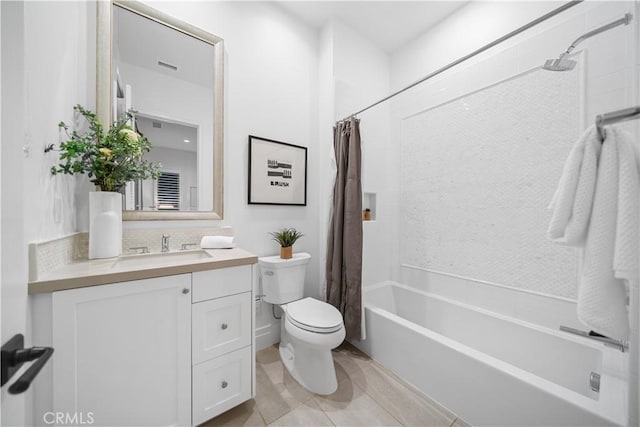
[[317, 21, 335, 301], [14, 0, 320, 363], [332, 20, 393, 291], [388, 1, 639, 423], [134, 1, 320, 348], [391, 2, 568, 92], [23, 1, 95, 244], [390, 0, 638, 311], [313, 16, 397, 344], [2, 2, 95, 425], [1, 2, 28, 425], [12, 1, 640, 422]]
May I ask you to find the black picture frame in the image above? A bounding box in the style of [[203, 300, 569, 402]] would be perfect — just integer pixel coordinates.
[[248, 135, 307, 205]]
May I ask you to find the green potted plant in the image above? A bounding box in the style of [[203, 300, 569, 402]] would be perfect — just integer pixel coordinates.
[[51, 105, 161, 192], [270, 228, 304, 259], [50, 105, 161, 259]]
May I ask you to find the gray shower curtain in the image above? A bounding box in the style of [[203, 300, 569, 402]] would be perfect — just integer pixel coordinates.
[[326, 117, 363, 341]]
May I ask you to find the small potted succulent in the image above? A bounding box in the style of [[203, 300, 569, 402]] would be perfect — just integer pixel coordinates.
[[363, 208, 372, 221], [270, 228, 304, 259]]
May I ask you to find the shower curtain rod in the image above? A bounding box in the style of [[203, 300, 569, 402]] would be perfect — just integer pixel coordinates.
[[338, 0, 583, 122]]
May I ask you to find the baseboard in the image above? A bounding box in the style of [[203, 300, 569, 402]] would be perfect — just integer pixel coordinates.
[[255, 322, 280, 351]]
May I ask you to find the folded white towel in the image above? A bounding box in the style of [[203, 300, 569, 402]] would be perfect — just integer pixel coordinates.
[[200, 235, 235, 249], [549, 125, 639, 340]]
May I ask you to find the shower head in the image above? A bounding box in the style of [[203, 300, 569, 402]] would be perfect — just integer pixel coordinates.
[[542, 13, 632, 72], [542, 57, 577, 71]]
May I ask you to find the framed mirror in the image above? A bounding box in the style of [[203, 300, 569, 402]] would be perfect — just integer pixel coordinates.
[[97, 0, 224, 220]]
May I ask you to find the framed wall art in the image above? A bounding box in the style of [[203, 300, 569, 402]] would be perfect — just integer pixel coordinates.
[[248, 135, 307, 205]]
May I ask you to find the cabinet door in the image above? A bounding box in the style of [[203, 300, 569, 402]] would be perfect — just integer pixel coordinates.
[[192, 346, 252, 426], [192, 292, 251, 364], [52, 275, 192, 427]]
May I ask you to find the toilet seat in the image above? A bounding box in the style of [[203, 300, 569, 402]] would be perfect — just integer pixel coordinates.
[[286, 297, 343, 334]]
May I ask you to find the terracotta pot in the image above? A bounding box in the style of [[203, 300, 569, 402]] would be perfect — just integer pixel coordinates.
[[280, 246, 293, 259]]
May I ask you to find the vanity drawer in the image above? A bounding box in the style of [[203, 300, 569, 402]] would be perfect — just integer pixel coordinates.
[[192, 265, 251, 302], [192, 346, 252, 426], [192, 292, 252, 364]]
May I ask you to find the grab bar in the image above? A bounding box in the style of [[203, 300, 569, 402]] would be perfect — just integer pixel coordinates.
[[559, 326, 628, 352]]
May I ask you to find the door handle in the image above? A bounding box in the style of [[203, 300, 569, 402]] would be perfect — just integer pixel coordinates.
[[1, 334, 54, 394]]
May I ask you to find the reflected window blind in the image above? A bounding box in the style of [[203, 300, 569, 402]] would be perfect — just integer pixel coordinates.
[[157, 172, 180, 210]]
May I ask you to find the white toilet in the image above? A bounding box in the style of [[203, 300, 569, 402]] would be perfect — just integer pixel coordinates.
[[258, 252, 345, 395]]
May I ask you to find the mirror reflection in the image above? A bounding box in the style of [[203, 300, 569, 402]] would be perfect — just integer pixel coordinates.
[[127, 115, 198, 211], [112, 3, 219, 213]]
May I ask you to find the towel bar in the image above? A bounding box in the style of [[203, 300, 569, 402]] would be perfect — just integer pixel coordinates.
[[596, 106, 640, 141], [559, 325, 628, 352]]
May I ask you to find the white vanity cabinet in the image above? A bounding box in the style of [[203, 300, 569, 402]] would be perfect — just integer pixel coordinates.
[[191, 265, 253, 426], [43, 263, 255, 427], [51, 274, 192, 427]]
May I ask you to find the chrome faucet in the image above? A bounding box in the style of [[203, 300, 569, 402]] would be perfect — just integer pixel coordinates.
[[161, 235, 170, 253]]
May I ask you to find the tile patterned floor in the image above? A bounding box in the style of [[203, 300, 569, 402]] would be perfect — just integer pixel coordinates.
[[201, 343, 470, 427]]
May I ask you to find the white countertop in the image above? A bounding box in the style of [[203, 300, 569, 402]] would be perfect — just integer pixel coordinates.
[[28, 247, 257, 294]]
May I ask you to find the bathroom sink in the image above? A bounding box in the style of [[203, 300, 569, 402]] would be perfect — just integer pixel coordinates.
[[113, 249, 213, 268]]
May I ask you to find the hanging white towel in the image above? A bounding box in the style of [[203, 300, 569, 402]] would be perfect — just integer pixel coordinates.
[[549, 125, 639, 341], [547, 126, 601, 245], [613, 128, 640, 282]]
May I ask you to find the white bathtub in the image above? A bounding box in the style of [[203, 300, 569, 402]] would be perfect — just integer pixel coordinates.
[[355, 281, 627, 426]]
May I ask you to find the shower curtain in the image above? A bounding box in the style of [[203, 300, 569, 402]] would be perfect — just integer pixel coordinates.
[[326, 117, 363, 340]]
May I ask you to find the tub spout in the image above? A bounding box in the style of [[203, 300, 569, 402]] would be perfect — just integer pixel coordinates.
[[559, 326, 628, 352]]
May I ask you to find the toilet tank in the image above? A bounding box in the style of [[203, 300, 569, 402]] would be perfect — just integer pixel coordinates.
[[258, 252, 310, 304]]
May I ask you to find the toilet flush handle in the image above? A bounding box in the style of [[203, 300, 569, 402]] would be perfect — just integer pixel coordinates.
[[264, 271, 274, 276]]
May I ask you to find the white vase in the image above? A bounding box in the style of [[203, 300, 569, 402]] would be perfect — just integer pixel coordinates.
[[89, 191, 123, 259]]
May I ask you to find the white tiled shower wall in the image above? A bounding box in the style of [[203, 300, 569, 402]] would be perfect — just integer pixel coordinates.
[[386, 1, 639, 423], [390, 0, 638, 323], [400, 65, 581, 298]]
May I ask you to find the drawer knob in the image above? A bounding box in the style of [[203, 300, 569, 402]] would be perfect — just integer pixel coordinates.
[[221, 323, 228, 330], [182, 288, 190, 294], [221, 380, 228, 389]]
